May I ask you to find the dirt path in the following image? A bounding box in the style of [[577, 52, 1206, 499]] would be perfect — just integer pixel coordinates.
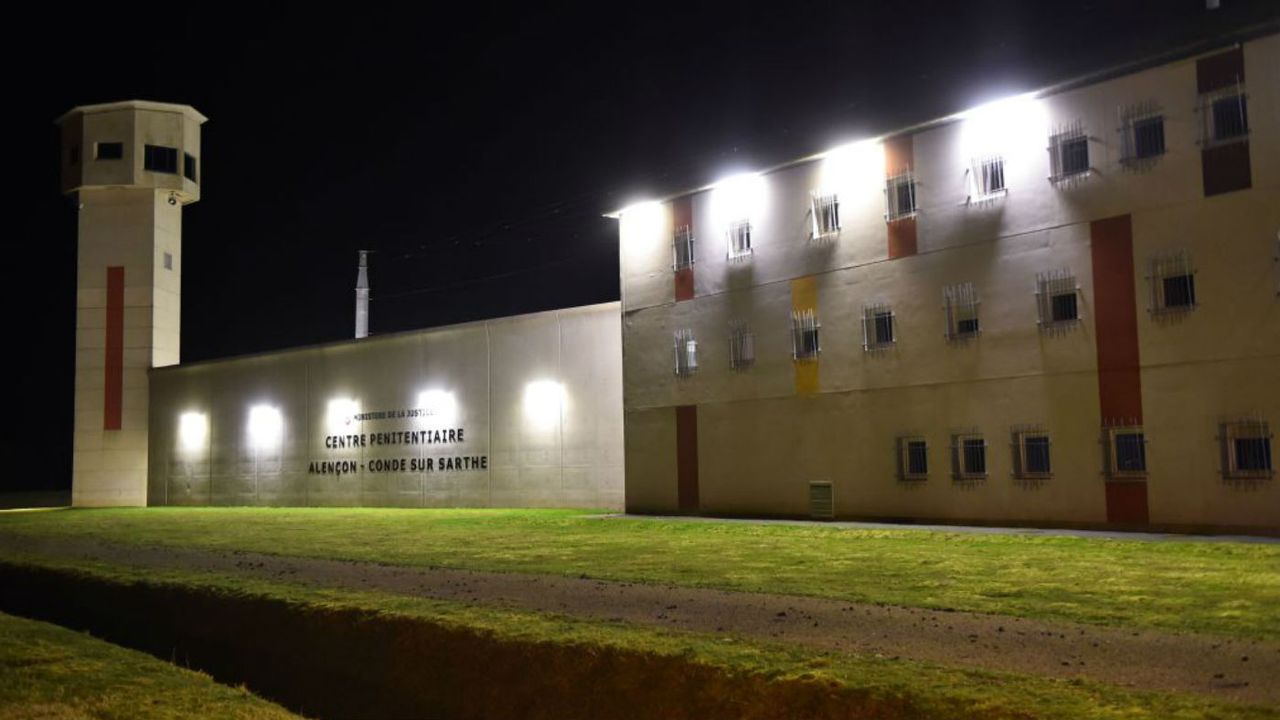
[[1, 532, 1275, 706]]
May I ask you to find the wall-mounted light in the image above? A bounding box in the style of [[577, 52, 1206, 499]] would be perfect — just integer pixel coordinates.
[[417, 389, 458, 428], [523, 380, 564, 430], [247, 404, 283, 450], [710, 172, 767, 232], [178, 411, 207, 452], [327, 398, 359, 433], [618, 200, 665, 259], [957, 92, 1046, 162], [816, 139, 884, 197]]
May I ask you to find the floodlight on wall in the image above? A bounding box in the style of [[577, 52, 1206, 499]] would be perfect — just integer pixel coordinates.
[[247, 404, 283, 450], [327, 398, 360, 432], [710, 172, 767, 230], [618, 200, 664, 258], [816, 139, 884, 197], [957, 92, 1046, 164], [178, 411, 208, 453], [417, 389, 458, 428], [523, 380, 564, 430]]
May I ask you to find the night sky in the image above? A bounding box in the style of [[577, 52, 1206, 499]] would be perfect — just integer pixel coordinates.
[[7, 1, 1277, 492]]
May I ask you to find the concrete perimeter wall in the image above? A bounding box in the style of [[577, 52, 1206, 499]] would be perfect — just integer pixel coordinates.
[[148, 302, 623, 508]]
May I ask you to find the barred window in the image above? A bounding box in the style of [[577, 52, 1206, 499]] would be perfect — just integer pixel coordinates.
[[673, 224, 695, 271], [790, 309, 820, 360], [897, 436, 928, 480], [1118, 102, 1165, 164], [1048, 124, 1089, 180], [1220, 419, 1273, 479], [1148, 251, 1196, 314], [968, 155, 1006, 200], [862, 304, 895, 350], [811, 192, 840, 239], [727, 219, 752, 259], [943, 282, 980, 340], [885, 170, 917, 220], [1012, 429, 1052, 479], [1200, 86, 1249, 145], [673, 329, 698, 378], [951, 434, 987, 479], [1035, 269, 1080, 327], [728, 321, 755, 371], [1105, 426, 1147, 478]]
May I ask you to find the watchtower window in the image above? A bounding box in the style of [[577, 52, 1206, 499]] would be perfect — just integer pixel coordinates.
[[95, 142, 124, 160], [184, 153, 198, 183], [144, 145, 179, 174]]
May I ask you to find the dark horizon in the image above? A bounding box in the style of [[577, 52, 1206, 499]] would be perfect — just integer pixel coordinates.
[[8, 1, 1278, 492]]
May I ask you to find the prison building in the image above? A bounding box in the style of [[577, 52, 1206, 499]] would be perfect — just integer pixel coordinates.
[[58, 101, 624, 510], [616, 34, 1280, 532]]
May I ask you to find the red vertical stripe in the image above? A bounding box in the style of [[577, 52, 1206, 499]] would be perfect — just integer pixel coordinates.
[[884, 135, 917, 259], [1196, 47, 1244, 94], [1090, 215, 1148, 525], [104, 266, 124, 431], [1090, 215, 1143, 423], [675, 405, 699, 512], [672, 196, 694, 302]]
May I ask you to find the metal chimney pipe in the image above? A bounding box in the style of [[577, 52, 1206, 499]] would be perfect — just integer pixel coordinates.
[[355, 250, 370, 339]]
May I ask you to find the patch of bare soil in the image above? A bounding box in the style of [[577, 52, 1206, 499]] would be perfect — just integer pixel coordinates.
[[1, 533, 1275, 706]]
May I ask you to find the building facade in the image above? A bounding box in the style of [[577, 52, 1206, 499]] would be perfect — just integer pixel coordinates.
[[147, 303, 624, 509], [59, 102, 624, 510], [617, 36, 1280, 531]]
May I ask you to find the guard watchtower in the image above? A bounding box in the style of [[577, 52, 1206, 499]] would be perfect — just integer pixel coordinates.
[[57, 101, 206, 507]]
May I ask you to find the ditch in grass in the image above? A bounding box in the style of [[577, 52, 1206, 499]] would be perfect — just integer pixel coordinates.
[[0, 610, 300, 720], [0, 507, 1276, 640], [1, 555, 1277, 720]]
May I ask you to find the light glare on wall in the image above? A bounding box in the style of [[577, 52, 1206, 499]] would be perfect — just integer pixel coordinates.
[[523, 380, 564, 430], [710, 172, 768, 237], [618, 200, 664, 259], [417, 389, 458, 428], [816, 139, 884, 196], [247, 404, 283, 449], [178, 411, 207, 452], [327, 398, 359, 432], [957, 92, 1046, 161]]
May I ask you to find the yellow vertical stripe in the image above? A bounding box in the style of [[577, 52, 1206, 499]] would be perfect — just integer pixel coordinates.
[[791, 276, 817, 313], [791, 276, 820, 396]]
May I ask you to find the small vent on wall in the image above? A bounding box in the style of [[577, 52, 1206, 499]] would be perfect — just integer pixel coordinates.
[[808, 481, 834, 520]]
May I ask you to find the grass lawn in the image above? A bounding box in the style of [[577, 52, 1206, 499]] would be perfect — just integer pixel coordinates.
[[0, 609, 300, 720], [1, 507, 1277, 640], [3, 555, 1278, 720]]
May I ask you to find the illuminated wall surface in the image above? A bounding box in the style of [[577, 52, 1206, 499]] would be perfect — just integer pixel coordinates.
[[149, 303, 623, 508], [618, 35, 1280, 530]]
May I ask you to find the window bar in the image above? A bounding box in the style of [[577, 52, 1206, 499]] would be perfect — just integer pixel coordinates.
[[1035, 269, 1080, 326], [672, 225, 694, 271], [673, 329, 697, 377], [728, 320, 754, 371], [943, 282, 979, 340]]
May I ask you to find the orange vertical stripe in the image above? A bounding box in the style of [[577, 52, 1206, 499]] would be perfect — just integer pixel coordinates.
[[884, 135, 917, 259], [104, 266, 124, 431], [673, 196, 694, 301]]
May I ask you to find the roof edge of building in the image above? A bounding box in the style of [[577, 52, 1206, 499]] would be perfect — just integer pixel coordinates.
[[605, 19, 1280, 217]]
